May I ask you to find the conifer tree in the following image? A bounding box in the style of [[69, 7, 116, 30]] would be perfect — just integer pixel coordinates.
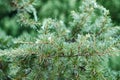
[[0, 0, 120, 80]]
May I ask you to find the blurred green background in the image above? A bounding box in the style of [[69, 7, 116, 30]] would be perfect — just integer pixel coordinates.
[[0, 0, 120, 37]]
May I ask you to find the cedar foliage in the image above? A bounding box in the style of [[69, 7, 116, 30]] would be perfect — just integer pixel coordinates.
[[0, 0, 120, 80]]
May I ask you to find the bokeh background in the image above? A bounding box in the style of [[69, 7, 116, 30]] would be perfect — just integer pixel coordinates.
[[0, 0, 120, 37]]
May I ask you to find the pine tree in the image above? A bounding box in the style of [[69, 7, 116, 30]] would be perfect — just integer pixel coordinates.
[[0, 0, 120, 79]]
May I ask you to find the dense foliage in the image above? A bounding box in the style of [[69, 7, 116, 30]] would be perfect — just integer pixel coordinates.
[[0, 0, 120, 80]]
